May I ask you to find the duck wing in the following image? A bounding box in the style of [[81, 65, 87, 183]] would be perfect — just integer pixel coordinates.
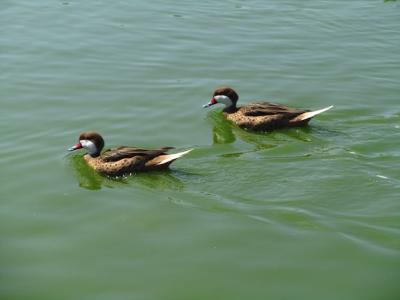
[[100, 146, 175, 162], [241, 102, 308, 117], [228, 102, 310, 131]]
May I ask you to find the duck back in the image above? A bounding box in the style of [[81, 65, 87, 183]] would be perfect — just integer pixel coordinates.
[[225, 102, 309, 131]]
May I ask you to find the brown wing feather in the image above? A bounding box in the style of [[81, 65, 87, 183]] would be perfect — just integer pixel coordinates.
[[226, 102, 310, 131], [241, 102, 307, 117], [100, 146, 174, 162]]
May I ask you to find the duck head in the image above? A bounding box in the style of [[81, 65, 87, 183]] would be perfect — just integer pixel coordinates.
[[203, 87, 239, 112], [68, 131, 105, 157]]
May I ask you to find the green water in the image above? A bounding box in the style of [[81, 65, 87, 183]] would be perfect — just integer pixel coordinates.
[[1, 1, 399, 299]]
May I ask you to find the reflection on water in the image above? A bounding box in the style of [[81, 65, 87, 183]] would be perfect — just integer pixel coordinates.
[[209, 111, 236, 144], [69, 154, 185, 191], [127, 170, 185, 191], [69, 155, 110, 190]]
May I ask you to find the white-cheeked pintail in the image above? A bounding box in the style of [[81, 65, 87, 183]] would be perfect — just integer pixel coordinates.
[[68, 131, 192, 176], [203, 87, 333, 132]]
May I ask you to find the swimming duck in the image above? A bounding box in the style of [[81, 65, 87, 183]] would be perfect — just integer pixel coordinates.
[[68, 131, 192, 176], [203, 87, 333, 132]]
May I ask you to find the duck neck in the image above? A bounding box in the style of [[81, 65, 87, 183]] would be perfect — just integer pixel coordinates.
[[85, 147, 101, 157], [223, 105, 238, 113], [90, 151, 101, 158]]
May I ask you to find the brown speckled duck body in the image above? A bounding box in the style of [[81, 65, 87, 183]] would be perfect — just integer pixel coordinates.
[[68, 131, 192, 176], [203, 87, 333, 132]]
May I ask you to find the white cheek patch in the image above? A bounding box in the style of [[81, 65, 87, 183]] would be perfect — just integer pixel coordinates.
[[80, 140, 97, 155], [214, 95, 233, 107]]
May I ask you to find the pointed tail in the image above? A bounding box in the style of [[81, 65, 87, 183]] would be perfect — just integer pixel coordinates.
[[156, 149, 193, 166], [291, 105, 333, 122]]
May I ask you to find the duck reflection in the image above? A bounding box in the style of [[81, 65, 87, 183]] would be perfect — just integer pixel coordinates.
[[129, 170, 185, 191], [70, 155, 110, 190], [70, 155, 185, 191], [210, 111, 236, 144]]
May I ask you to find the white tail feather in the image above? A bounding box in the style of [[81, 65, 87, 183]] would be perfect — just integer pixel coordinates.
[[293, 105, 333, 122], [156, 149, 193, 165]]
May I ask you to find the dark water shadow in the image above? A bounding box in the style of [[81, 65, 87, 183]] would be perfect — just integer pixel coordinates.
[[69, 155, 187, 191]]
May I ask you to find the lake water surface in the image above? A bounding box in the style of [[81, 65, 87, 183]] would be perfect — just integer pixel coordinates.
[[1, 1, 399, 299]]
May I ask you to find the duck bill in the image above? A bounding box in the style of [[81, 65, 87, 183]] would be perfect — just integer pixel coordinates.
[[202, 97, 217, 108], [68, 143, 83, 152]]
